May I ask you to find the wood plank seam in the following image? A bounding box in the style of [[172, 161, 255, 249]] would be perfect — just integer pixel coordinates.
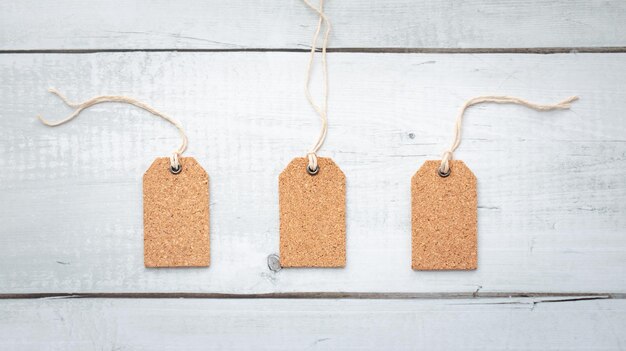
[[1, 47, 626, 55], [0, 293, 620, 300]]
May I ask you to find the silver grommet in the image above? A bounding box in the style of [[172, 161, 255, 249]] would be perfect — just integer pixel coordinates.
[[307, 165, 320, 176], [437, 167, 450, 178], [170, 164, 182, 175]]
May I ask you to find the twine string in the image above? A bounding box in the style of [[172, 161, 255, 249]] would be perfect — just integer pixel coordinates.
[[37, 88, 188, 170], [440, 95, 579, 174], [302, 0, 331, 172]]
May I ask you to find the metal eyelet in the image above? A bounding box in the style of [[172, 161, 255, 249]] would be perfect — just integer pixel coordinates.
[[437, 167, 450, 178], [307, 165, 320, 176], [170, 164, 182, 175]]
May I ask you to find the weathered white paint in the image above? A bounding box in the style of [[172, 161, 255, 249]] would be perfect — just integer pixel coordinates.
[[1, 2, 625, 347], [0, 52, 624, 294], [0, 298, 624, 350], [1, 0, 625, 50]]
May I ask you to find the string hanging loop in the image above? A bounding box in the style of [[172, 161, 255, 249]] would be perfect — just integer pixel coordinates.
[[302, 0, 331, 172], [439, 95, 579, 175], [37, 88, 188, 171]]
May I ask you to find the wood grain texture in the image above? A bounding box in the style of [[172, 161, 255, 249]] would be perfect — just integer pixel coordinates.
[[1, 0, 625, 50], [0, 298, 625, 350], [0, 52, 625, 294]]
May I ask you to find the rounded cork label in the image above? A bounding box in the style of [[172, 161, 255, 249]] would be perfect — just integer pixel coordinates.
[[143, 157, 210, 268], [411, 160, 477, 270], [279, 157, 346, 268]]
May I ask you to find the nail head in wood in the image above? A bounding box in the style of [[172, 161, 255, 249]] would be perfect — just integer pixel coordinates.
[[267, 254, 282, 272]]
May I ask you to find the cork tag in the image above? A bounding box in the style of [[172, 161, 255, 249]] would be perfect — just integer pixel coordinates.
[[143, 157, 210, 268], [279, 157, 346, 267], [411, 160, 477, 270]]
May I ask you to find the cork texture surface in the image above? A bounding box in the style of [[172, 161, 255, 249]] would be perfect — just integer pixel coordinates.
[[279, 157, 346, 267], [411, 160, 477, 270], [143, 157, 210, 267]]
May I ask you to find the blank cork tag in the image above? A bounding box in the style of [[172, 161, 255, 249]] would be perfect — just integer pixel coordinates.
[[143, 157, 209, 268], [411, 160, 477, 270], [279, 157, 346, 267]]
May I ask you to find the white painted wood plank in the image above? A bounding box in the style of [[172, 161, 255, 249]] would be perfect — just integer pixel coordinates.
[[0, 298, 624, 350], [0, 52, 625, 294], [1, 0, 625, 50]]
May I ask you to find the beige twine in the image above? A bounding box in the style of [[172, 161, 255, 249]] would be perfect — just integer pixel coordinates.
[[439, 95, 579, 174], [37, 88, 188, 170], [302, 0, 331, 172]]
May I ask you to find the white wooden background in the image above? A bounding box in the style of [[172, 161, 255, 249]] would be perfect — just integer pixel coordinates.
[[1, 1, 625, 350]]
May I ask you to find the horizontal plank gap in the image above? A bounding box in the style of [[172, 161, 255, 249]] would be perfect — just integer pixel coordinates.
[[0, 292, 621, 300], [2, 47, 626, 55]]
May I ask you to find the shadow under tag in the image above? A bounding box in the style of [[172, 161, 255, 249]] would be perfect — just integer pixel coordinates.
[[411, 160, 477, 270], [279, 157, 346, 267], [143, 157, 210, 267]]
